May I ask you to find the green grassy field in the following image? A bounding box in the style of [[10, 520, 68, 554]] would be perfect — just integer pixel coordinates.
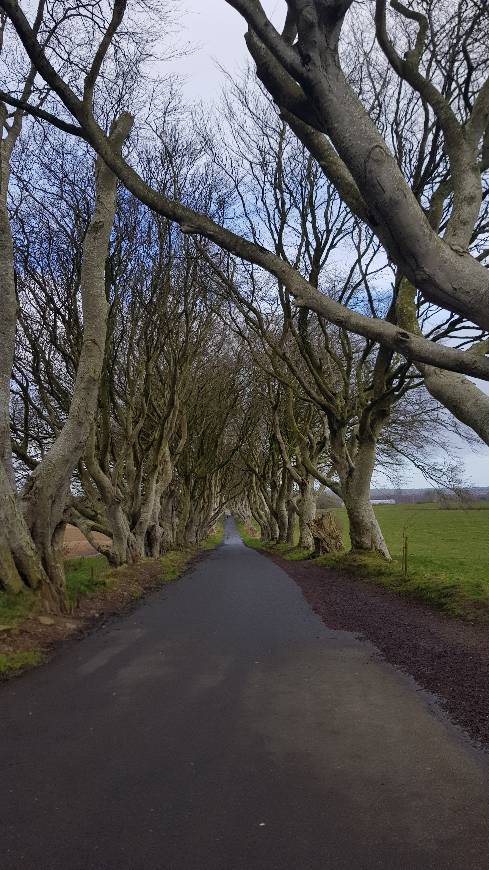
[[334, 502, 489, 582], [240, 503, 489, 620], [328, 502, 489, 618]]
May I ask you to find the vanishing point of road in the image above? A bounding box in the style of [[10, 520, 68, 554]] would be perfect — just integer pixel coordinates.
[[1, 518, 488, 869]]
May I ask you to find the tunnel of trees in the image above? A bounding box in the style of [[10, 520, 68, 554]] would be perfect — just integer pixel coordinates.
[[0, 0, 487, 611]]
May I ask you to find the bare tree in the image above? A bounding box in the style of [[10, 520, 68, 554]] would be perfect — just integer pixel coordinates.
[[1, 0, 488, 384], [0, 5, 132, 607], [1, 111, 130, 608]]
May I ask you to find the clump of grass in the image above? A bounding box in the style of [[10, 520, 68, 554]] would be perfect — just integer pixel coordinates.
[[0, 649, 45, 677], [270, 543, 312, 561], [237, 522, 266, 550], [64, 555, 110, 603], [160, 549, 195, 582], [0, 589, 37, 629], [201, 522, 224, 550]]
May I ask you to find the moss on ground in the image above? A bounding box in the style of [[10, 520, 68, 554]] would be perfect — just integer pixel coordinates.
[[0, 649, 45, 677], [0, 589, 37, 629]]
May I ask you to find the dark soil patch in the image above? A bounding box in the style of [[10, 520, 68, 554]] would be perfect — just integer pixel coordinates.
[[267, 551, 489, 748], [0, 551, 207, 679]]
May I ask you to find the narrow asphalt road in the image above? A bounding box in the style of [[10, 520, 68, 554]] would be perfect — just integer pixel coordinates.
[[1, 518, 489, 870]]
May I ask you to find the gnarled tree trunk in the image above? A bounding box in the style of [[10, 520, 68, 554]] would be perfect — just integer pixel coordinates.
[[297, 475, 315, 550], [339, 438, 390, 560], [159, 488, 177, 550], [276, 491, 289, 543], [286, 499, 297, 545], [0, 464, 47, 594], [0, 103, 51, 595], [0, 112, 132, 610], [135, 444, 174, 557]]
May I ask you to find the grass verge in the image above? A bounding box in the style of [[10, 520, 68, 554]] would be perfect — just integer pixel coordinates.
[[0, 589, 37, 629], [200, 522, 225, 550], [65, 555, 110, 604], [0, 649, 45, 677]]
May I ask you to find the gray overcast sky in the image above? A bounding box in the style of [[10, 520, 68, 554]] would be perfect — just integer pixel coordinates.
[[171, 1, 489, 488]]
